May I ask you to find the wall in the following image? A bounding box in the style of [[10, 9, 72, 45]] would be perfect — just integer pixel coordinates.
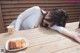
[[0, 0, 80, 32]]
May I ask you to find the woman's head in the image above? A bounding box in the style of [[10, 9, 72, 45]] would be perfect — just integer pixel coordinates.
[[43, 9, 68, 27]]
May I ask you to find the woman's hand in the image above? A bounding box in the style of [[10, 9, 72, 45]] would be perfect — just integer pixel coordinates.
[[71, 34, 80, 43]]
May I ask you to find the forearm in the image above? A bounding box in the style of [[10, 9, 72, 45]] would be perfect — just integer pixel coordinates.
[[60, 28, 80, 43], [50, 25, 77, 38], [50, 25, 80, 43], [60, 28, 77, 38]]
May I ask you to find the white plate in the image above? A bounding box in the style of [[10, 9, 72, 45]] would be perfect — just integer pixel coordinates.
[[5, 37, 29, 51]]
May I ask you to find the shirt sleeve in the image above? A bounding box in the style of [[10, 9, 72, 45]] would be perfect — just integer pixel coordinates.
[[15, 6, 41, 31], [49, 25, 65, 33]]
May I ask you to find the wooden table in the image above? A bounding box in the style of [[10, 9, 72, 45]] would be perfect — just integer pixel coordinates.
[[0, 22, 80, 53]]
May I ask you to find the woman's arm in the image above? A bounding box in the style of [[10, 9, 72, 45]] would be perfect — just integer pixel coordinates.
[[50, 25, 80, 43], [15, 6, 41, 31], [15, 10, 29, 31]]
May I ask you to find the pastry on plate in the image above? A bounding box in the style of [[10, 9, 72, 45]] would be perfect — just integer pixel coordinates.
[[6, 37, 29, 51]]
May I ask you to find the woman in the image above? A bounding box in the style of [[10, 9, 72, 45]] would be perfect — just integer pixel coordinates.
[[10, 6, 80, 43]]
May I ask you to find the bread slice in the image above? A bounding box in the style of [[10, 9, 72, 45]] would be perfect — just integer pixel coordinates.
[[8, 41, 16, 50], [15, 40, 22, 48]]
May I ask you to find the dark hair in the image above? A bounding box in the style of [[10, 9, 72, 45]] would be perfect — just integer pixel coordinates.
[[41, 8, 68, 27]]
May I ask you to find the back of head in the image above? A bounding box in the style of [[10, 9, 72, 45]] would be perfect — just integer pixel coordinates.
[[50, 9, 68, 27]]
